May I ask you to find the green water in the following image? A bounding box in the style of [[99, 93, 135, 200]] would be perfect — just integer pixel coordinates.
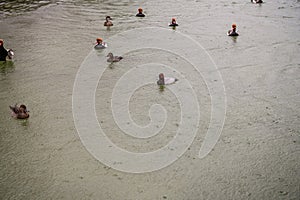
[[0, 0, 299, 199]]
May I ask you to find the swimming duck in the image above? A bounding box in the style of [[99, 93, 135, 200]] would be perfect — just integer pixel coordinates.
[[157, 73, 178, 85], [251, 0, 263, 3], [136, 8, 145, 17], [104, 16, 113, 26], [107, 53, 123, 63], [94, 38, 107, 49], [9, 104, 30, 119], [227, 24, 239, 36], [169, 18, 179, 27]]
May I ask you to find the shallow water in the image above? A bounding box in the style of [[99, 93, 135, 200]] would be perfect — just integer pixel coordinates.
[[0, 0, 299, 199]]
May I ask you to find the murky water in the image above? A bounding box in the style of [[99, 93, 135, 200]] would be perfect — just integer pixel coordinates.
[[0, 0, 299, 199]]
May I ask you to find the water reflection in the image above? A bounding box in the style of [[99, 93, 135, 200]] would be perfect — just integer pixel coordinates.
[[0, 61, 15, 74], [20, 119, 29, 127], [230, 36, 238, 43], [159, 85, 165, 92]]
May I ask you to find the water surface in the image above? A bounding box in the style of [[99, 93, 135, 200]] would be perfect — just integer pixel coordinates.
[[0, 0, 299, 199]]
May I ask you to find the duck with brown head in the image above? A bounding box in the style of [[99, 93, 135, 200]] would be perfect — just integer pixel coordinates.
[[227, 24, 239, 36], [136, 8, 145, 17], [169, 18, 179, 27], [94, 38, 107, 49], [157, 73, 178, 85]]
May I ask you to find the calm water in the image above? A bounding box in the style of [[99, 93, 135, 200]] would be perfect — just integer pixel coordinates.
[[0, 0, 299, 199]]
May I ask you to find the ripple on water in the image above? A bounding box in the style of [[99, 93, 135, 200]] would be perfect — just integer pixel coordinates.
[[0, 0, 53, 17]]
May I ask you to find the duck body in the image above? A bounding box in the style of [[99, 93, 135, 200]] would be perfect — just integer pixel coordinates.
[[104, 21, 113, 26], [136, 13, 145, 17], [227, 30, 239, 36], [0, 45, 8, 62], [251, 0, 263, 3], [157, 77, 178, 85], [9, 104, 29, 119], [228, 24, 239, 36], [107, 53, 123, 63], [169, 23, 178, 27], [94, 43, 108, 49]]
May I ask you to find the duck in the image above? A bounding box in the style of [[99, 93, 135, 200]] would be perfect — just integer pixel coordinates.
[[104, 16, 113, 26], [251, 0, 263, 3], [136, 8, 145, 17], [9, 104, 30, 119], [169, 18, 179, 27], [107, 53, 123, 63], [94, 38, 107, 49], [157, 73, 178, 85], [227, 24, 239, 36]]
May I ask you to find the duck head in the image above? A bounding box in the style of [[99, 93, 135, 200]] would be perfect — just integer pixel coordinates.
[[157, 73, 165, 85], [106, 16, 112, 21], [232, 24, 237, 31], [138, 8, 143, 13], [19, 104, 28, 113], [96, 38, 103, 44], [107, 52, 113, 58]]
